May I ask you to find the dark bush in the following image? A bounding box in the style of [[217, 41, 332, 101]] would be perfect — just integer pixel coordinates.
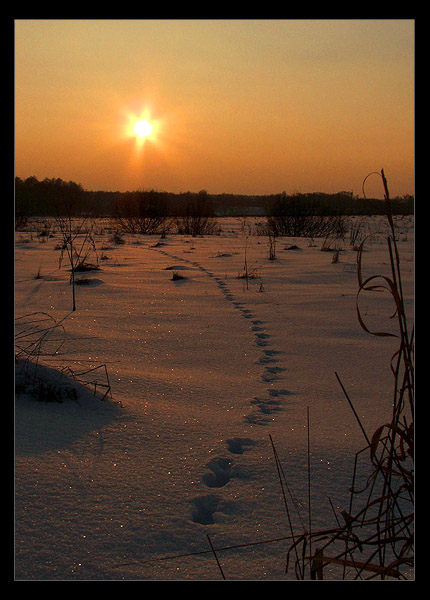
[[266, 193, 347, 238], [175, 190, 219, 236], [112, 190, 170, 234]]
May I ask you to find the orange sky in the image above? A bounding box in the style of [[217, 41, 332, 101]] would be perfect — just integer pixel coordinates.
[[15, 19, 414, 198]]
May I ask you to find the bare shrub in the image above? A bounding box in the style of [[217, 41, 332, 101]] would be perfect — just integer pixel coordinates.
[[56, 217, 99, 311], [175, 190, 219, 236], [266, 194, 347, 239], [112, 190, 170, 235]]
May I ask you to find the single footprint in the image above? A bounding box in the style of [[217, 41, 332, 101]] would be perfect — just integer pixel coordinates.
[[262, 372, 281, 382], [257, 355, 277, 364], [191, 494, 237, 524], [202, 457, 232, 488], [226, 437, 256, 455], [264, 349, 282, 357], [251, 396, 282, 414], [191, 494, 219, 524], [265, 366, 285, 374], [244, 413, 272, 426], [255, 333, 271, 347], [268, 388, 292, 397]]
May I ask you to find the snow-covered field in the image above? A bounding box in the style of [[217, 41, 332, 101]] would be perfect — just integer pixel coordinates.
[[14, 215, 414, 580]]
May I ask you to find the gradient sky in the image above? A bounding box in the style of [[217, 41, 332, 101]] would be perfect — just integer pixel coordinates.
[[15, 19, 414, 198]]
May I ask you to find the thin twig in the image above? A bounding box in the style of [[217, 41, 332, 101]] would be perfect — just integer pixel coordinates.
[[207, 535, 226, 580], [307, 406, 312, 570], [269, 435, 304, 578], [335, 371, 371, 447]]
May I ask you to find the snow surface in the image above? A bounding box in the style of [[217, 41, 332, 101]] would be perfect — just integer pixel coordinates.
[[14, 215, 414, 580]]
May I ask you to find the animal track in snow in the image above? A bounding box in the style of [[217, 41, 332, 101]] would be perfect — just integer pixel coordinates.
[[268, 387, 292, 397], [201, 455, 253, 488], [257, 355, 277, 364], [251, 396, 282, 414], [263, 349, 282, 356], [154, 249, 291, 513], [254, 332, 271, 346], [244, 413, 272, 426], [202, 457, 232, 488], [191, 494, 238, 525], [191, 494, 219, 524], [226, 437, 256, 455], [265, 366, 286, 375]]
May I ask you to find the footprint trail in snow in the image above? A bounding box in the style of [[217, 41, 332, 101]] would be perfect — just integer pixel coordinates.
[[154, 246, 291, 525]]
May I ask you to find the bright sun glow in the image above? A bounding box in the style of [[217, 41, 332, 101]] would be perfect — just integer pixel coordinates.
[[121, 104, 162, 150], [133, 119, 153, 138]]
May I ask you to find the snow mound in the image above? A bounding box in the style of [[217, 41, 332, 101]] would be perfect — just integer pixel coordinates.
[[15, 360, 121, 456]]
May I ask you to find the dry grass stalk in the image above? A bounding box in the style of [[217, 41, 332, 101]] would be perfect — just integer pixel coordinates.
[[56, 215, 99, 311], [207, 535, 226, 580], [15, 312, 66, 370], [15, 312, 113, 403], [281, 169, 414, 580], [61, 363, 113, 401]]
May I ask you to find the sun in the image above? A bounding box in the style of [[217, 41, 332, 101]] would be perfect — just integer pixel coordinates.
[[133, 119, 153, 138], [121, 104, 161, 148]]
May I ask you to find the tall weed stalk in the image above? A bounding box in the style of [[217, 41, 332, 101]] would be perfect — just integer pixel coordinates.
[[56, 215, 98, 311], [283, 170, 414, 579]]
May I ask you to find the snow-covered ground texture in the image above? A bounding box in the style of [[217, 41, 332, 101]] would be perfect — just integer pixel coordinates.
[[15, 215, 414, 580]]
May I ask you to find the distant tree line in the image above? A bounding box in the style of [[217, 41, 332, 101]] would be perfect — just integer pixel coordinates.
[[15, 176, 414, 226], [15, 176, 86, 219]]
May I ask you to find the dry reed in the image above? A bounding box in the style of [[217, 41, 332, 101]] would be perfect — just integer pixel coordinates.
[[280, 169, 414, 580]]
